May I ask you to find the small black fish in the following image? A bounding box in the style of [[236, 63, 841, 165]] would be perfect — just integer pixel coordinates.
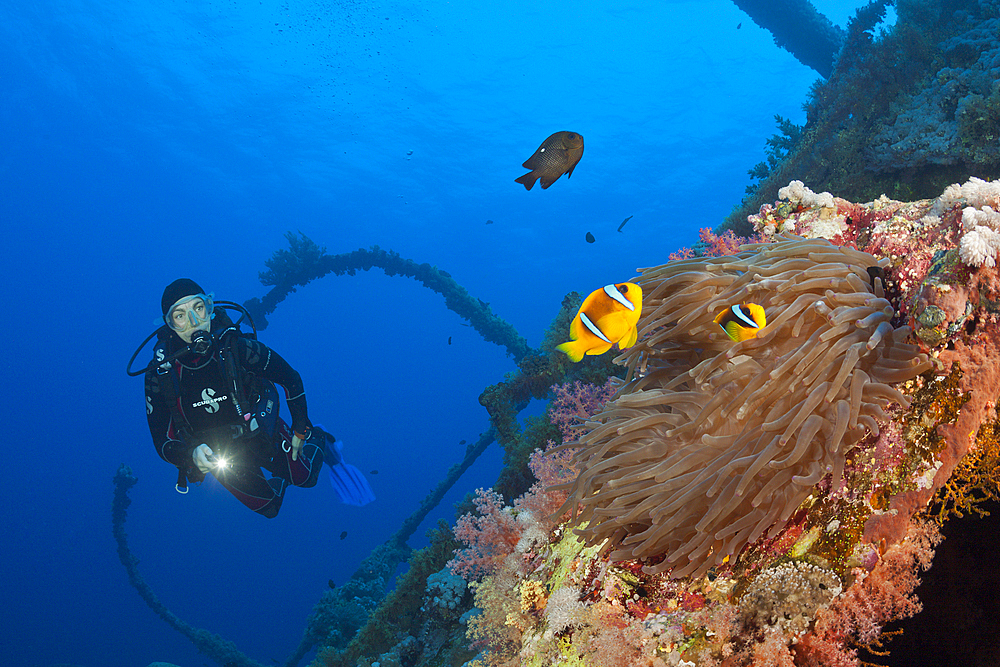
[[340, 531, 348, 540], [867, 266, 886, 290], [486, 219, 494, 225], [737, 22, 741, 28], [440, 270, 452, 278], [586, 232, 596, 243], [515, 131, 585, 190], [370, 469, 379, 474], [460, 439, 467, 445], [448, 336, 452, 345], [328, 579, 337, 589], [617, 215, 633, 232]]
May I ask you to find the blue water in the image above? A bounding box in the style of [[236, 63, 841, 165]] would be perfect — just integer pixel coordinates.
[[1, 1, 868, 666]]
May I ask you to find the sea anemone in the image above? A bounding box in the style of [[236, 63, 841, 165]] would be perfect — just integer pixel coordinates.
[[559, 235, 931, 578]]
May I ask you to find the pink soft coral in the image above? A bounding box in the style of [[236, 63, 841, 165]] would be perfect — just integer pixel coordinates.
[[548, 379, 618, 441], [448, 488, 522, 581], [699, 228, 748, 257], [670, 228, 766, 260], [517, 446, 578, 520], [802, 519, 941, 660]]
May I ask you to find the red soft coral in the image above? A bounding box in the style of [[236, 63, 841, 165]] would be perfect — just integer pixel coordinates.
[[803, 519, 941, 658], [700, 228, 747, 257]]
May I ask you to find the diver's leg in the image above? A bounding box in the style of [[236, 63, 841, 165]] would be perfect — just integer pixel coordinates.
[[214, 465, 286, 518]]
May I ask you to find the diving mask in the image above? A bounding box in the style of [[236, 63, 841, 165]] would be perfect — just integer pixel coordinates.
[[164, 293, 215, 342]]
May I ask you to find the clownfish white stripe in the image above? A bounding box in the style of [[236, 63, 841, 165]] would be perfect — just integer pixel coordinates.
[[580, 311, 612, 343], [732, 305, 760, 329], [603, 284, 635, 311]]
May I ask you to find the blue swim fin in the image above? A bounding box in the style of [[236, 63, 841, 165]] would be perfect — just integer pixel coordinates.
[[313, 425, 375, 506]]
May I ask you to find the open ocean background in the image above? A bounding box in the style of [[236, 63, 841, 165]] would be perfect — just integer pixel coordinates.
[[0, 1, 884, 666]]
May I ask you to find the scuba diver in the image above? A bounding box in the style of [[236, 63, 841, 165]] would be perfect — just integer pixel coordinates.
[[130, 278, 374, 518]]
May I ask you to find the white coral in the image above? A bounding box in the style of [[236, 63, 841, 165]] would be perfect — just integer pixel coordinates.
[[958, 176, 1000, 210], [544, 586, 584, 633], [778, 180, 835, 209], [962, 205, 1000, 232], [805, 215, 847, 241], [948, 177, 1000, 267], [938, 177, 1000, 214], [514, 511, 547, 555], [959, 225, 1000, 267]]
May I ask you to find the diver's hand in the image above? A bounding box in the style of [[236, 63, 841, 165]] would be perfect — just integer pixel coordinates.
[[291, 433, 305, 461], [193, 444, 215, 474]]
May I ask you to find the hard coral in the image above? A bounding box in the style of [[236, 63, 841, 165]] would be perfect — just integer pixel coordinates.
[[739, 561, 842, 636], [559, 235, 931, 578]]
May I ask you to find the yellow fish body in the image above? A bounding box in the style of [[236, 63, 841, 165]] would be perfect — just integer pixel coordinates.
[[714, 303, 766, 342], [557, 282, 643, 362]]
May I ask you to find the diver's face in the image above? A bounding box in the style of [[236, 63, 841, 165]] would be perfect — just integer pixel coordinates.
[[168, 296, 211, 343]]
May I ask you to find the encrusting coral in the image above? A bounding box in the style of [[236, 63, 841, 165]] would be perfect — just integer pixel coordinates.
[[559, 235, 932, 578], [426, 179, 1000, 667], [728, 0, 1000, 235], [246, 232, 532, 361]]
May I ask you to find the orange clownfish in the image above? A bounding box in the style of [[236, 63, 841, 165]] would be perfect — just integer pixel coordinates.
[[714, 303, 766, 342], [557, 282, 643, 362]]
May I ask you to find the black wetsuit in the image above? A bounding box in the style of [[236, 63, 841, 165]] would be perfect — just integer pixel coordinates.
[[144, 317, 324, 517]]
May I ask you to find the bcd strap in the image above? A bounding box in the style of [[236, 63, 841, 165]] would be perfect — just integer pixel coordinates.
[[163, 361, 192, 443], [221, 333, 249, 417], [175, 467, 189, 494]]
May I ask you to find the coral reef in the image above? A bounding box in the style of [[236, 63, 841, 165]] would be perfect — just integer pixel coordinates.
[[726, 0, 1000, 235], [867, 10, 1000, 173], [347, 178, 1000, 667], [477, 293, 624, 502]]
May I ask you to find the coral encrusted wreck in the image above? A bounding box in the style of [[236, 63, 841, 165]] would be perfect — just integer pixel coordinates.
[[560, 235, 933, 578], [325, 178, 1000, 667]]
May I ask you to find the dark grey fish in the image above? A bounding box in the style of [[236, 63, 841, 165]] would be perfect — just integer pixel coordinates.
[[586, 231, 596, 243], [515, 131, 585, 190], [618, 215, 633, 232]]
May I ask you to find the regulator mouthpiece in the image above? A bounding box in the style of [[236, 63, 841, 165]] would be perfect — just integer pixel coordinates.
[[190, 329, 212, 355]]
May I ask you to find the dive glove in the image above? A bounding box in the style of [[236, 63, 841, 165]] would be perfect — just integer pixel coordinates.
[[193, 444, 215, 474], [291, 433, 305, 461]]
